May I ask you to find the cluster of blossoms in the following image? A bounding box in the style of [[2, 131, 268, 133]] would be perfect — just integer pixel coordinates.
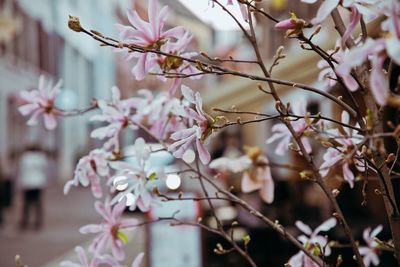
[[15, 0, 399, 266], [210, 145, 274, 203]]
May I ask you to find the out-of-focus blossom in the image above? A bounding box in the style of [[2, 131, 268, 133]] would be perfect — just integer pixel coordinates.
[[80, 198, 138, 261], [131, 252, 145, 267], [91, 86, 138, 152], [317, 40, 358, 91], [210, 146, 275, 203], [288, 218, 337, 267], [226, 0, 249, 22], [168, 85, 214, 164], [266, 98, 312, 156], [115, 0, 186, 80], [301, 0, 379, 27], [336, 37, 391, 105], [359, 225, 383, 267], [18, 75, 62, 130], [109, 138, 161, 212], [64, 149, 110, 198], [59, 246, 120, 267], [319, 111, 364, 188]]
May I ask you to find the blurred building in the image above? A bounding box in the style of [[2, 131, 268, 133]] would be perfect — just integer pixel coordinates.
[[0, 0, 118, 180]]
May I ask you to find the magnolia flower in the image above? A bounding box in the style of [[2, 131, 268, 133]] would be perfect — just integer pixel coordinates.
[[168, 85, 213, 164], [288, 218, 337, 267], [18, 75, 62, 130], [64, 149, 110, 198], [302, 0, 379, 27], [115, 0, 186, 80], [319, 111, 365, 188], [317, 40, 358, 91], [59, 246, 120, 267], [156, 32, 201, 85], [210, 146, 275, 203], [226, 0, 249, 22], [266, 98, 312, 156], [91, 86, 138, 151], [80, 198, 138, 261], [359, 225, 383, 267], [109, 138, 161, 212], [319, 111, 364, 188]]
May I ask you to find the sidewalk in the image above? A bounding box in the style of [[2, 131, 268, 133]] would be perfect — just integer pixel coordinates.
[[0, 181, 100, 267]]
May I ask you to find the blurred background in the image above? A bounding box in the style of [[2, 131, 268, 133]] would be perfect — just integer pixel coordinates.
[[0, 0, 398, 266]]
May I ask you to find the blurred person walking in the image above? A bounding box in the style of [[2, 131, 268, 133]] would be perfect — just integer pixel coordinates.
[[18, 144, 48, 230], [0, 154, 15, 230]]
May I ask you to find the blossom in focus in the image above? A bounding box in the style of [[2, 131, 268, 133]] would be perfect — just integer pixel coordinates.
[[288, 218, 337, 267], [64, 149, 110, 198], [90, 86, 138, 152], [59, 246, 120, 267], [168, 85, 214, 164], [359, 225, 383, 267], [319, 111, 364, 188], [79, 198, 138, 261], [210, 146, 275, 203], [275, 13, 307, 37], [266, 98, 312, 156], [115, 0, 186, 80], [18, 75, 62, 130], [109, 138, 161, 212]]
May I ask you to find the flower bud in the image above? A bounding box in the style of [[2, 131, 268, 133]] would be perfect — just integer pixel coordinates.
[[68, 15, 83, 32]]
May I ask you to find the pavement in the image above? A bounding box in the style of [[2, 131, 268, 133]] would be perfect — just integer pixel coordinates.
[[0, 181, 145, 267]]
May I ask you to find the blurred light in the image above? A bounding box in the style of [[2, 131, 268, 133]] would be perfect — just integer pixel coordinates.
[[182, 149, 195, 164], [178, 0, 248, 31], [56, 88, 77, 110], [113, 175, 129, 191], [166, 174, 181, 190], [215, 206, 237, 221]]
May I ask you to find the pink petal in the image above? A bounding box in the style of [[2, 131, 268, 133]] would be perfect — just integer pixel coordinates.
[[196, 139, 211, 164], [342, 163, 355, 188], [44, 113, 57, 130], [259, 168, 274, 203], [132, 252, 145, 267], [295, 220, 312, 235], [341, 6, 361, 46], [314, 218, 337, 234], [241, 172, 261, 193], [369, 55, 388, 106], [275, 19, 297, 30], [79, 224, 102, 234], [311, 0, 340, 24]]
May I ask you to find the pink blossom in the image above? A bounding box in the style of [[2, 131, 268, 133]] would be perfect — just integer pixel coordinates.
[[302, 0, 379, 28], [59, 246, 120, 267], [359, 225, 383, 267], [266, 98, 312, 156], [226, 0, 249, 22], [18, 75, 62, 130], [319, 111, 365, 188], [91, 86, 138, 151], [109, 138, 161, 212], [64, 149, 110, 198], [288, 218, 337, 267], [317, 40, 358, 91], [336, 38, 389, 105], [115, 0, 186, 80], [168, 86, 213, 164], [210, 147, 275, 203], [275, 18, 298, 30], [79, 198, 138, 261]]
